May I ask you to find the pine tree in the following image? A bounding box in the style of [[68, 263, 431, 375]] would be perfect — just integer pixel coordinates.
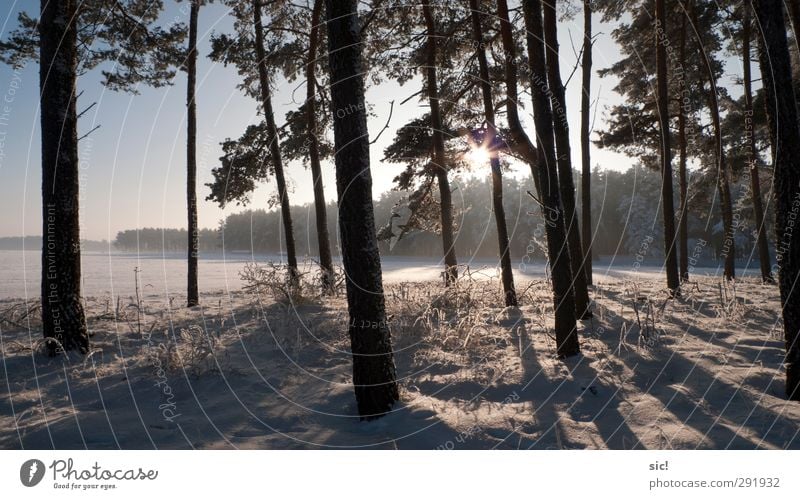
[[421, 1, 459, 285], [496, 0, 542, 198], [677, 11, 690, 282], [38, 0, 88, 354], [690, 0, 735, 281], [325, 0, 399, 418], [522, 0, 579, 357], [468, 0, 518, 307], [580, 0, 594, 283], [752, 0, 800, 400], [186, 0, 201, 307], [742, 0, 774, 284], [543, 0, 592, 318], [1, 0, 186, 354], [368, 1, 467, 287], [304, 0, 335, 292], [595, 0, 715, 285], [252, 0, 298, 281], [259, 0, 337, 290], [207, 1, 333, 287], [656, 0, 681, 295]]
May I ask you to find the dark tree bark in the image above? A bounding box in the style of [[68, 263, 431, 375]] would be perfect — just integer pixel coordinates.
[[496, 0, 541, 199], [543, 0, 592, 319], [468, 0, 518, 307], [678, 13, 689, 282], [743, 1, 774, 284], [306, 0, 334, 292], [422, 1, 459, 285], [186, 0, 200, 307], [788, 0, 800, 53], [655, 0, 681, 295], [580, 0, 593, 285], [39, 0, 89, 354], [692, 3, 735, 282], [522, 0, 580, 357], [253, 0, 298, 279], [325, 0, 399, 417], [752, 0, 800, 400]]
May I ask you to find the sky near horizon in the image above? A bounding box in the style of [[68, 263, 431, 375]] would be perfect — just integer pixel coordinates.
[[0, 1, 679, 241]]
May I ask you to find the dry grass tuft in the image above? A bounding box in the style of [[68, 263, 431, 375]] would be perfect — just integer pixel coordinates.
[[150, 325, 225, 377]]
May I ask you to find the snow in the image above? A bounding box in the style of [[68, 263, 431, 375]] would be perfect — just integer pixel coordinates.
[[0, 266, 798, 449]]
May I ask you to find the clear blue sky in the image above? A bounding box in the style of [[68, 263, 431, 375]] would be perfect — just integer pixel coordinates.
[[0, 0, 639, 241]]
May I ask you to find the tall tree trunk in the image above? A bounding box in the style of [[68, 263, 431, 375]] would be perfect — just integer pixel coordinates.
[[306, 0, 334, 292], [753, 0, 800, 400], [253, 0, 298, 279], [543, 0, 592, 319], [655, 0, 681, 295], [678, 13, 689, 282], [580, 0, 593, 285], [468, 0, 518, 307], [186, 0, 200, 307], [39, 0, 89, 354], [325, 0, 399, 417], [692, 3, 735, 281], [743, 1, 775, 284], [422, 1, 459, 285], [522, 0, 580, 357], [496, 0, 541, 199]]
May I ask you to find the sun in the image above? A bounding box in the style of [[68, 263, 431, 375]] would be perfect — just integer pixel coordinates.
[[467, 145, 491, 166]]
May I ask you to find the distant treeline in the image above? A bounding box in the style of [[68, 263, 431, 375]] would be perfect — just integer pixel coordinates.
[[109, 167, 774, 262], [113, 228, 219, 252], [0, 236, 109, 252], [370, 168, 774, 263]]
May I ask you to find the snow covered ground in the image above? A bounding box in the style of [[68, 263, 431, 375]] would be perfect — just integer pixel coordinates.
[[0, 267, 797, 449], [0, 249, 764, 299]]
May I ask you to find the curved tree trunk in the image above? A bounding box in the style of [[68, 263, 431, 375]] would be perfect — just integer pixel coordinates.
[[253, 0, 298, 279], [678, 13, 689, 282], [186, 0, 200, 307], [39, 0, 89, 354], [743, 1, 774, 284], [692, 3, 735, 281], [325, 0, 399, 418], [468, 0, 518, 307], [543, 0, 592, 319], [306, 0, 334, 292], [580, 0, 593, 285], [655, 0, 681, 295], [422, 1, 458, 285], [496, 0, 541, 199], [522, 0, 579, 357], [753, 0, 800, 400]]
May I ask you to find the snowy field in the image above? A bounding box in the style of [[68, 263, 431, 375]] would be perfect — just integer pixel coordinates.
[[0, 249, 767, 299], [0, 256, 797, 450]]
